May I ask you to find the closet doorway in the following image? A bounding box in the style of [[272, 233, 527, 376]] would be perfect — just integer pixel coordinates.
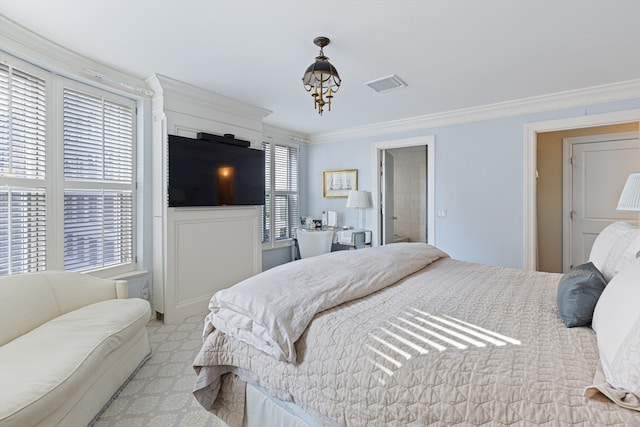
[[371, 136, 436, 247], [536, 126, 639, 273], [524, 110, 640, 271]]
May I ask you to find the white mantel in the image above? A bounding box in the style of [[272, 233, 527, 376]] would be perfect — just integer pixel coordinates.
[[147, 74, 271, 323]]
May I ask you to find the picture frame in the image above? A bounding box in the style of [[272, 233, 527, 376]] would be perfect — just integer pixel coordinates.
[[323, 169, 357, 198]]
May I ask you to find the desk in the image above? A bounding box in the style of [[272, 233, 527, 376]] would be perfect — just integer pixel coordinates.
[[332, 229, 372, 251], [292, 229, 371, 260]]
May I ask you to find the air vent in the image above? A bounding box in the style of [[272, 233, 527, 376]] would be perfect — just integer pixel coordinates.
[[364, 74, 407, 93]]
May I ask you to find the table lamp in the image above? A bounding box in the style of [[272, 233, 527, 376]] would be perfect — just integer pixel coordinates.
[[617, 172, 640, 211], [346, 190, 372, 230]]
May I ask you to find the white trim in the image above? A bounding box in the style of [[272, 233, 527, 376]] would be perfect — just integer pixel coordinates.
[[311, 80, 640, 144], [562, 137, 573, 273], [0, 15, 151, 99], [523, 109, 640, 271], [370, 136, 436, 247], [263, 124, 309, 144], [147, 74, 271, 121]]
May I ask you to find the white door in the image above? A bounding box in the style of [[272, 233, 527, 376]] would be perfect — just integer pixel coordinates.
[[381, 150, 395, 244], [565, 132, 640, 270]]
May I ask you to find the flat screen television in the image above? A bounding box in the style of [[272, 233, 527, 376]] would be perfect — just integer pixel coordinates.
[[168, 134, 265, 207]]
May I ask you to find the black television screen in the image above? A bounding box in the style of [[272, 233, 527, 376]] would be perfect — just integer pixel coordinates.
[[168, 134, 265, 207]]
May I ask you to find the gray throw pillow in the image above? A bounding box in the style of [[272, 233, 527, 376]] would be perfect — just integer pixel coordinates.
[[557, 262, 607, 328]]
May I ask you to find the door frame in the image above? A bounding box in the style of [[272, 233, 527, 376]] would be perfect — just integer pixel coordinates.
[[381, 150, 395, 245], [523, 109, 640, 270], [562, 131, 640, 272], [371, 135, 436, 247]]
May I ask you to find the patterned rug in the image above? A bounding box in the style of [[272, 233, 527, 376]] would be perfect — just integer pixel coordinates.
[[91, 314, 222, 427]]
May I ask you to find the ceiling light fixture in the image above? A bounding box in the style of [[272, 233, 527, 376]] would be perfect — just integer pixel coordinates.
[[302, 36, 341, 116]]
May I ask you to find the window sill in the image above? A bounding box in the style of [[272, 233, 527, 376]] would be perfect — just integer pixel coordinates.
[[105, 270, 149, 281], [262, 239, 294, 251]]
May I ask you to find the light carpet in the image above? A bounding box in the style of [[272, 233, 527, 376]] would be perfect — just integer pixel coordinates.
[[92, 313, 222, 427]]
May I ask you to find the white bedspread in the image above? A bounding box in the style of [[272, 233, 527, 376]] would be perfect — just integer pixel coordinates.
[[194, 251, 640, 427], [203, 243, 448, 362]]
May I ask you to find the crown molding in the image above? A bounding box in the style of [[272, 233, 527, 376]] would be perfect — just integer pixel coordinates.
[[147, 74, 272, 122], [263, 124, 309, 144], [0, 14, 152, 99], [310, 79, 640, 144]]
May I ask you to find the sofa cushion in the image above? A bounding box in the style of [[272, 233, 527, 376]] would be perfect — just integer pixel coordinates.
[[0, 271, 122, 347], [0, 298, 151, 426], [0, 274, 64, 347]]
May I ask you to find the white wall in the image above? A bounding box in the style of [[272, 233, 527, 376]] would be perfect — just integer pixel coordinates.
[[306, 98, 640, 269]]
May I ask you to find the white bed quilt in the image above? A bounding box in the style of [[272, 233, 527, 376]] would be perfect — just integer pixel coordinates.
[[194, 246, 640, 426], [204, 243, 448, 363]]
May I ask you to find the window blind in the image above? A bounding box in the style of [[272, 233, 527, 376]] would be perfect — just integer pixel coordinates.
[[0, 63, 47, 274], [262, 141, 299, 244], [0, 54, 137, 276], [63, 90, 133, 183], [63, 190, 133, 271], [63, 88, 134, 272], [0, 188, 46, 275], [0, 64, 47, 180]]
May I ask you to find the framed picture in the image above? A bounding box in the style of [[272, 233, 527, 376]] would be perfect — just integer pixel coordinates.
[[323, 169, 357, 198]]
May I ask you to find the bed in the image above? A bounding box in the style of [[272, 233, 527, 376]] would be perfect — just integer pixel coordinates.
[[193, 223, 640, 426]]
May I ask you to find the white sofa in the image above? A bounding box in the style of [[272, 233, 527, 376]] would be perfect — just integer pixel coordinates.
[[0, 271, 152, 427]]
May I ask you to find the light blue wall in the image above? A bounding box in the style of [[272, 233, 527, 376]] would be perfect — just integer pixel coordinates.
[[304, 139, 372, 229], [305, 98, 640, 269]]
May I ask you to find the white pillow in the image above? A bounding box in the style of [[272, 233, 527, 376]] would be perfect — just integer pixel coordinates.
[[592, 257, 640, 397], [589, 221, 640, 281]]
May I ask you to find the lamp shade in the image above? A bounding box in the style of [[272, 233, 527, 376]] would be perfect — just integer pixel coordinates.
[[346, 190, 372, 208], [617, 172, 640, 211]]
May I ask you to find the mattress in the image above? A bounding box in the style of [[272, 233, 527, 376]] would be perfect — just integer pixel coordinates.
[[193, 244, 640, 426]]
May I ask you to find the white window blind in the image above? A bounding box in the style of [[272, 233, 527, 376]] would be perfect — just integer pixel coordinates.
[[63, 88, 135, 272], [0, 63, 47, 274], [262, 141, 299, 244], [0, 54, 137, 277], [0, 189, 46, 275]]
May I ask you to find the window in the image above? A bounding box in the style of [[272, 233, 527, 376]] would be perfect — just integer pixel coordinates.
[[62, 88, 135, 272], [262, 140, 299, 245], [0, 54, 136, 276]]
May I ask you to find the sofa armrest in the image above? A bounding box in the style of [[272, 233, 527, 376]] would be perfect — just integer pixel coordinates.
[[115, 280, 128, 299]]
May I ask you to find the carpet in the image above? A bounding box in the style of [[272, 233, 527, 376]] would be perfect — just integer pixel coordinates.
[[91, 313, 222, 427]]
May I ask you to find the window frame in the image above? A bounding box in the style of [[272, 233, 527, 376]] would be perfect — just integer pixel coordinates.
[[0, 52, 138, 278], [57, 78, 137, 277], [262, 139, 299, 250]]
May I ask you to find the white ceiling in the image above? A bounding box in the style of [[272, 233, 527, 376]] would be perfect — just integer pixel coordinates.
[[1, 1, 639, 137]]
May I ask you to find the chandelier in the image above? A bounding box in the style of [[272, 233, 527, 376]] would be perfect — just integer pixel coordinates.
[[302, 37, 341, 116]]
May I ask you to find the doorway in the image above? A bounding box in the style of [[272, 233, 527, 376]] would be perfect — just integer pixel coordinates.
[[563, 132, 640, 271], [526, 112, 640, 272], [371, 136, 436, 247], [381, 146, 428, 244]]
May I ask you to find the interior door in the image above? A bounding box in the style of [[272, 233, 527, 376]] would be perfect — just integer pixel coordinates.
[[381, 150, 395, 244], [568, 132, 640, 269]]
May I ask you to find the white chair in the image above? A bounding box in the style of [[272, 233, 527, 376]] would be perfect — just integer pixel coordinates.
[[296, 229, 334, 258]]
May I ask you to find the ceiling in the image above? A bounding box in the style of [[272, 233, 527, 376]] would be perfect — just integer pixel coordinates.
[[1, 1, 639, 137]]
